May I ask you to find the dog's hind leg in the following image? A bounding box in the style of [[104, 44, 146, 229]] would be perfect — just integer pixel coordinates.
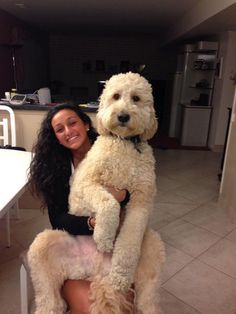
[[134, 229, 165, 314], [28, 229, 73, 314]]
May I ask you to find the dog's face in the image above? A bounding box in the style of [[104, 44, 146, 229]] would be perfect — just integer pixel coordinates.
[[96, 72, 158, 140]]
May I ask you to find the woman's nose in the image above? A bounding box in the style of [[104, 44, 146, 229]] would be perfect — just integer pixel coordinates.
[[64, 125, 71, 135]]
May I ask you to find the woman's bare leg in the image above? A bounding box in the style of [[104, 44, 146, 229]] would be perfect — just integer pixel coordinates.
[[62, 279, 91, 314]]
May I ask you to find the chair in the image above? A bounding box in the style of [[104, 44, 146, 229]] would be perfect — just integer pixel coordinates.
[[20, 251, 34, 314], [0, 105, 16, 146], [0, 105, 19, 247]]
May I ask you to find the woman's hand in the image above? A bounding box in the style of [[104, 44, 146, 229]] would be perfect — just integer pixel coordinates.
[[89, 186, 127, 230], [105, 186, 127, 203], [89, 216, 96, 228]]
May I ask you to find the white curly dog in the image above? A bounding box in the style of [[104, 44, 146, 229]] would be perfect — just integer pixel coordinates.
[[28, 72, 165, 314]]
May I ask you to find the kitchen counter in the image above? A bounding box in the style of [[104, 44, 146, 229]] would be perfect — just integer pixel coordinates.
[[0, 102, 97, 151], [0, 102, 98, 113]]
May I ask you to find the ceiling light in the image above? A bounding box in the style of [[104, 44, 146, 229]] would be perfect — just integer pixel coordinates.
[[15, 3, 25, 9]]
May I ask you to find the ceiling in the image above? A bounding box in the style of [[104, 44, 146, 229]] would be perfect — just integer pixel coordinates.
[[0, 0, 236, 42]]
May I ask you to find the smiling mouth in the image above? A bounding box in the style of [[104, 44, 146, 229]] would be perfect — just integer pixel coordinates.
[[68, 136, 78, 142]]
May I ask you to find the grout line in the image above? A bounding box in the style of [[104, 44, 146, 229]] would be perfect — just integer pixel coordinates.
[[160, 287, 203, 313]]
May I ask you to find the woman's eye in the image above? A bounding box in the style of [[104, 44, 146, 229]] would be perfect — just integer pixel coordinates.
[[113, 93, 120, 100], [132, 95, 140, 102], [56, 128, 63, 133], [68, 119, 77, 126]]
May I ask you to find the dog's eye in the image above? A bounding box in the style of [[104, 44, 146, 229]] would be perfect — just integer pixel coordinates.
[[132, 95, 140, 102], [113, 93, 120, 100]]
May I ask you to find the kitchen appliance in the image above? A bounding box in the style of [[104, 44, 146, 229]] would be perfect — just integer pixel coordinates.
[[169, 41, 218, 145], [9, 94, 27, 105], [38, 87, 51, 105]]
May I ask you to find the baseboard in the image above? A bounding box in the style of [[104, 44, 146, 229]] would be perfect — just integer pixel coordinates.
[[209, 145, 224, 152]]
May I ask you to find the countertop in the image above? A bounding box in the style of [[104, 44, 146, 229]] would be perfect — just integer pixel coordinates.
[[0, 102, 98, 112]]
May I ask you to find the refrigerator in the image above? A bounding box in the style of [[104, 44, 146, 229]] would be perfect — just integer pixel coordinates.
[[169, 42, 218, 146]]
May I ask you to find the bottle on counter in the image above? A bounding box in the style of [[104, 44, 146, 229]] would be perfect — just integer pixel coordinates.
[[5, 92, 11, 101], [11, 88, 17, 98]]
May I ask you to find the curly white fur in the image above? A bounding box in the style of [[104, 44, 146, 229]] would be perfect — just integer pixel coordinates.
[[28, 72, 165, 314]]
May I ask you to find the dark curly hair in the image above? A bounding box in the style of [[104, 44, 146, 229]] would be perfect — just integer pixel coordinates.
[[28, 103, 97, 208]]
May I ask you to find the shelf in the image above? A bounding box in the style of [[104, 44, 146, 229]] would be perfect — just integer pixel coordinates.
[[189, 86, 213, 90], [190, 68, 215, 72], [181, 104, 212, 109]]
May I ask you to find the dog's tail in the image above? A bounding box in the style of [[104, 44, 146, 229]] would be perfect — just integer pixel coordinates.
[[89, 275, 135, 314]]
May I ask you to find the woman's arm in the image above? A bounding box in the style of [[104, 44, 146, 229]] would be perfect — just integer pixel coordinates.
[[47, 185, 130, 236], [48, 204, 93, 235]]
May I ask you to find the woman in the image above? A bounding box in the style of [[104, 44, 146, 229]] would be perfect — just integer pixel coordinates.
[[29, 103, 130, 313]]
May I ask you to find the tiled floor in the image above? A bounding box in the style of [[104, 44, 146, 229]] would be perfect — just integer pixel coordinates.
[[1, 149, 236, 314]]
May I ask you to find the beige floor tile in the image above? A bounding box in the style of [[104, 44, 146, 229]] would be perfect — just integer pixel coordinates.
[[11, 213, 50, 249], [149, 207, 177, 230], [166, 167, 206, 184], [198, 238, 236, 279], [173, 181, 218, 204], [160, 288, 201, 314], [157, 175, 187, 192], [18, 188, 42, 210], [156, 190, 196, 205], [163, 259, 236, 314], [12, 208, 44, 225], [0, 258, 21, 313], [154, 202, 200, 218], [183, 201, 236, 236], [159, 219, 220, 257], [0, 239, 24, 265], [226, 228, 236, 243], [162, 243, 194, 283]]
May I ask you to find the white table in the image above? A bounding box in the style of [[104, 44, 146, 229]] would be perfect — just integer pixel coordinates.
[[0, 149, 32, 247]]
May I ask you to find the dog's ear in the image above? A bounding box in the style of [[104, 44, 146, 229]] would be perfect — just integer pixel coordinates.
[[141, 114, 158, 141], [96, 114, 109, 135]]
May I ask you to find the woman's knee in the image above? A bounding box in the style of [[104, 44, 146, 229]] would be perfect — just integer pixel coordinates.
[[62, 279, 91, 314]]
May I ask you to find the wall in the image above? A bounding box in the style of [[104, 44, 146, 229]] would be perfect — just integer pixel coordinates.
[[208, 31, 236, 150], [0, 9, 49, 98], [18, 34, 49, 93], [163, 0, 236, 44], [219, 86, 236, 220], [49, 33, 176, 102], [0, 9, 22, 97]]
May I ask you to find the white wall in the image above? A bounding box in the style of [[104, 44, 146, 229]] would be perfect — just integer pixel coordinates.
[[208, 31, 236, 150], [219, 86, 236, 219]]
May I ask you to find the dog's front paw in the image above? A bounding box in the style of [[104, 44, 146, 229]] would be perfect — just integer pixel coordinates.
[[97, 240, 114, 253], [110, 270, 130, 291], [93, 228, 114, 253]]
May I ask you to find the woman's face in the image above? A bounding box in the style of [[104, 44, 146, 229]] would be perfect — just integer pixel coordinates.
[[51, 109, 90, 152]]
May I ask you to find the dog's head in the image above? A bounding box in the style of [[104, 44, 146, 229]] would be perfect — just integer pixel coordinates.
[[96, 72, 158, 141]]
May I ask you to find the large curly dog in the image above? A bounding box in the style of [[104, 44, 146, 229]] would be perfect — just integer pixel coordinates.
[[28, 72, 165, 314]]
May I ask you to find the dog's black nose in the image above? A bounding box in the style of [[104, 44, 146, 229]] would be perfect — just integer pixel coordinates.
[[118, 113, 130, 123]]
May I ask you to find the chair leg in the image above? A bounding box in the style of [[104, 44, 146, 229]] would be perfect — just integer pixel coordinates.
[[12, 201, 20, 219], [20, 264, 29, 314], [5, 210, 10, 247]]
